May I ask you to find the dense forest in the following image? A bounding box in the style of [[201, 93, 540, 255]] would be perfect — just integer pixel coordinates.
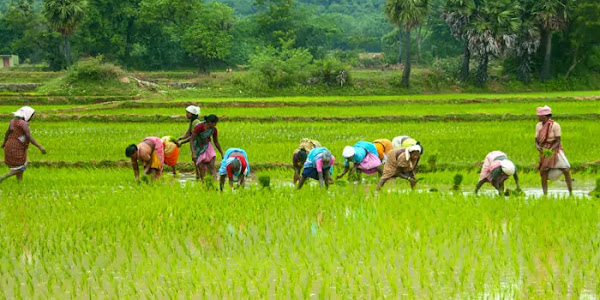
[[0, 0, 598, 87]]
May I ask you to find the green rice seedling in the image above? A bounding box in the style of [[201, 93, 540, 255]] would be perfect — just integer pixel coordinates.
[[452, 173, 463, 191], [258, 175, 271, 189]]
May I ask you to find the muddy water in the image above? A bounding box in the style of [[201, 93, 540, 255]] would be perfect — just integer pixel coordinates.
[[172, 172, 596, 197]]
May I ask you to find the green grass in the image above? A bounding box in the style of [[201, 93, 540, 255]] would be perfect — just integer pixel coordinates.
[[160, 90, 600, 102], [0, 168, 598, 297], [49, 100, 600, 117]]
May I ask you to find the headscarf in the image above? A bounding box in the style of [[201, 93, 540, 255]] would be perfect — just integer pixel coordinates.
[[321, 150, 332, 163], [186, 105, 200, 115], [405, 145, 422, 169], [13, 106, 35, 122], [343, 146, 355, 158], [405, 145, 422, 160], [537, 105, 551, 116], [500, 160, 516, 176]]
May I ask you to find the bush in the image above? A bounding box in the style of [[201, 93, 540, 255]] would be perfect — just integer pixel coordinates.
[[248, 40, 313, 89], [432, 56, 461, 81], [309, 55, 350, 86], [67, 56, 124, 83]]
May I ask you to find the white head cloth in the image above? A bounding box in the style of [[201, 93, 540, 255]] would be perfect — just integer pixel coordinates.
[[13, 106, 35, 122], [500, 160, 516, 176], [343, 146, 355, 158], [186, 105, 200, 115]]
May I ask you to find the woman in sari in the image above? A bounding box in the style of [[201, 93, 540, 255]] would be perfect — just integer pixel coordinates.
[[125, 137, 164, 181], [373, 138, 392, 162], [177, 106, 202, 177], [535, 106, 572, 195], [1, 106, 46, 183], [337, 141, 382, 180], [376, 145, 422, 191], [475, 151, 520, 195], [162, 136, 180, 175], [298, 147, 334, 189], [219, 148, 250, 191], [292, 138, 321, 185], [190, 114, 223, 181]]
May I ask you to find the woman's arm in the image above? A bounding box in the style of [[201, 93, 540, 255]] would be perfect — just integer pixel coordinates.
[[293, 166, 301, 185], [220, 174, 226, 191], [513, 172, 521, 190], [22, 123, 46, 153], [474, 179, 487, 194], [238, 174, 245, 188], [348, 164, 359, 178], [550, 136, 562, 151], [213, 131, 224, 158], [336, 165, 350, 179], [131, 157, 140, 181], [318, 171, 325, 188]]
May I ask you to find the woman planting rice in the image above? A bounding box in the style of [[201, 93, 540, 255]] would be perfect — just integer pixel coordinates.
[[0, 106, 46, 183], [392, 135, 417, 150], [190, 114, 223, 181], [535, 106, 573, 196], [337, 141, 382, 180], [219, 148, 250, 191], [176, 106, 202, 178], [298, 147, 335, 189], [376, 145, 422, 191], [125, 137, 164, 181], [162, 136, 180, 175], [475, 151, 520, 195], [292, 138, 322, 185], [373, 138, 393, 162]]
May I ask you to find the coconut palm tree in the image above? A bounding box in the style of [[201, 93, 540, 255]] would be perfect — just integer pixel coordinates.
[[43, 0, 87, 67], [535, 0, 568, 81], [465, 0, 520, 87], [514, 0, 541, 83], [385, 0, 430, 88]]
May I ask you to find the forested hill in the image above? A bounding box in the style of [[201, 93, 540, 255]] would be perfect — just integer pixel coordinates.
[[216, 0, 385, 16]]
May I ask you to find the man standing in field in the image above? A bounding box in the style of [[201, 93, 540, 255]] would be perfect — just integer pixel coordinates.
[[125, 137, 165, 181]]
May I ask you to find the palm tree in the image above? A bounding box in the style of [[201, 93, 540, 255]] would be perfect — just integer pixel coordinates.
[[43, 0, 87, 67], [465, 0, 520, 87], [385, 0, 430, 88], [514, 1, 541, 83], [442, 0, 475, 82], [535, 0, 568, 81]]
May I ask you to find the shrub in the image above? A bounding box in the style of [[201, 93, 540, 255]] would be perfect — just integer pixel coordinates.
[[67, 56, 124, 83], [309, 55, 350, 86], [432, 56, 461, 81], [248, 40, 313, 89]]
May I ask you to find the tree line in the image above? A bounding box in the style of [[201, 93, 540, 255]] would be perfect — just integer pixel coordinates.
[[0, 0, 598, 87]]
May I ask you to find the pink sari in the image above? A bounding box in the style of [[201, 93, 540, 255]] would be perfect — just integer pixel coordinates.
[[144, 137, 165, 178], [358, 152, 382, 175], [479, 151, 506, 181]]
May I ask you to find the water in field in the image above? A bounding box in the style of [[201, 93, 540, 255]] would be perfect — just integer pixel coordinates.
[[171, 172, 596, 197]]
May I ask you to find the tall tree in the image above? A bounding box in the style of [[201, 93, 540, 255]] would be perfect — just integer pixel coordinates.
[[466, 0, 520, 87], [514, 0, 540, 83], [385, 0, 430, 88], [442, 0, 474, 81], [43, 0, 87, 67], [535, 0, 569, 81], [181, 3, 234, 73], [255, 0, 296, 47]]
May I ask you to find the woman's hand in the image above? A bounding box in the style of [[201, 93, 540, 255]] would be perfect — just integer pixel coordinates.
[[39, 147, 47, 154]]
